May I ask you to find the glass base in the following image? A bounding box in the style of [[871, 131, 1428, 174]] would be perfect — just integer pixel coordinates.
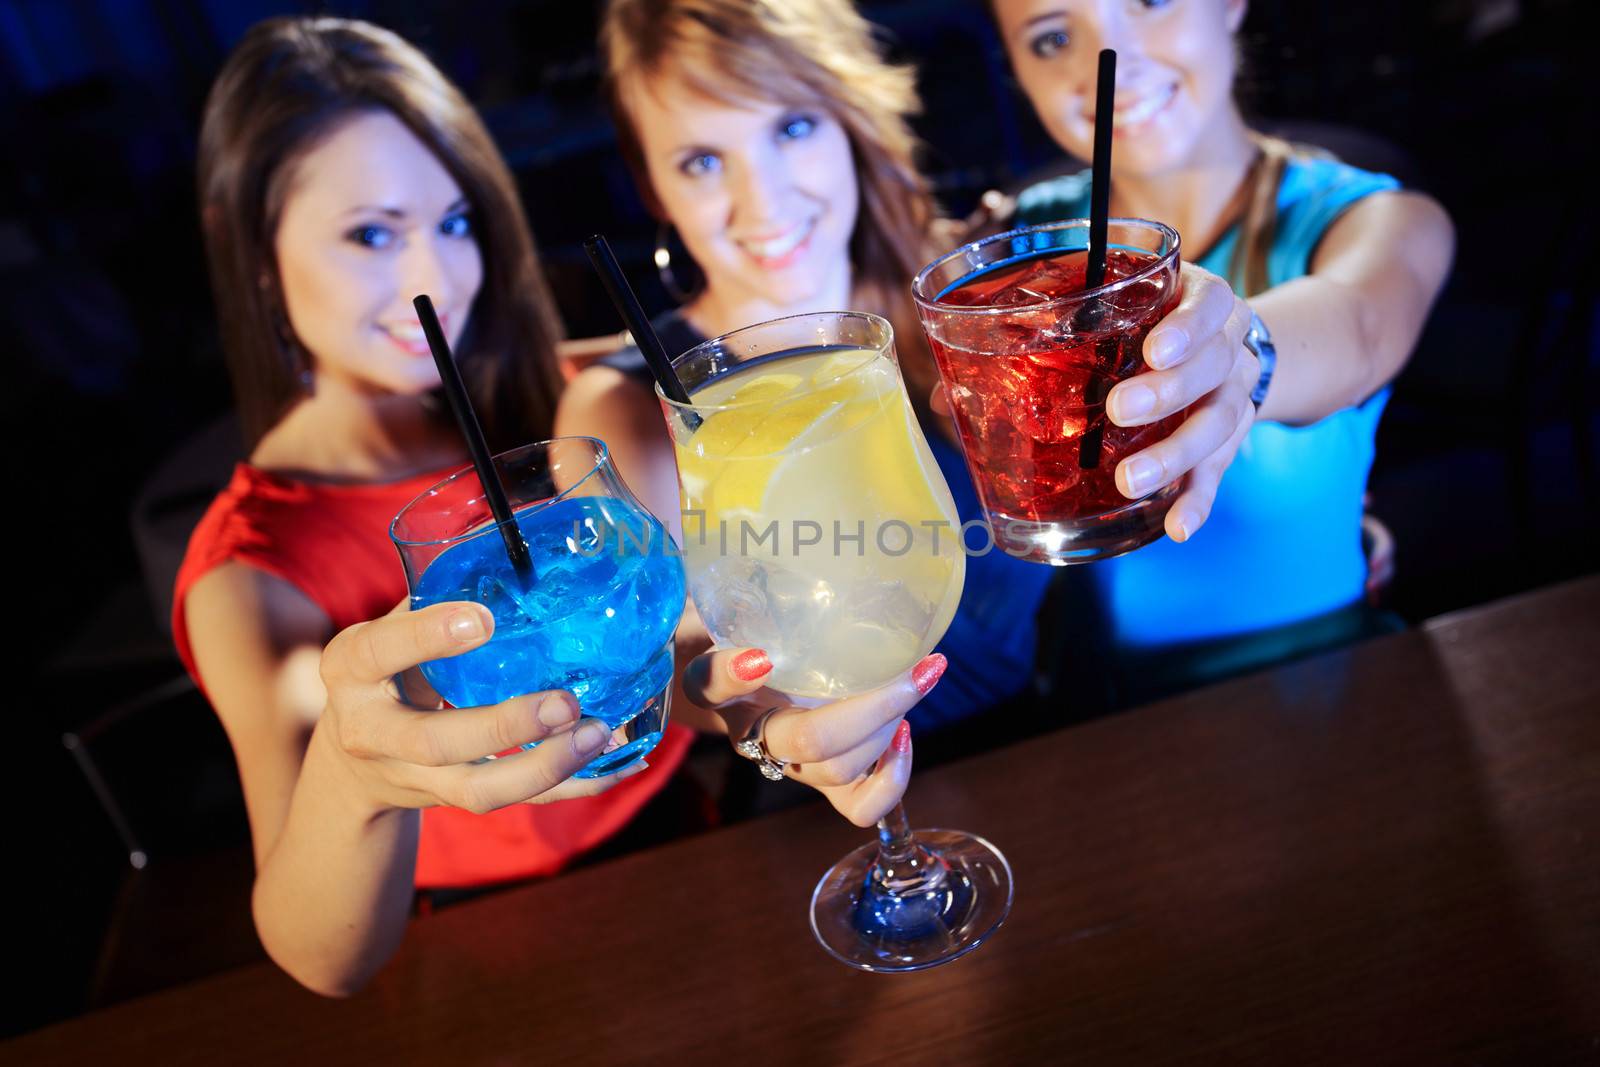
[[991, 481, 1178, 565], [810, 829, 1013, 973], [498, 667, 670, 779], [574, 730, 658, 778], [571, 683, 668, 778]]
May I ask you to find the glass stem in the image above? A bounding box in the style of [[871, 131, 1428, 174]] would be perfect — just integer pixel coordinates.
[[876, 802, 917, 863], [870, 801, 947, 897]]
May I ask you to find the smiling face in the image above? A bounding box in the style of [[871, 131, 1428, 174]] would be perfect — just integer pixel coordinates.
[[622, 69, 859, 316], [993, 0, 1246, 178], [272, 109, 483, 396]]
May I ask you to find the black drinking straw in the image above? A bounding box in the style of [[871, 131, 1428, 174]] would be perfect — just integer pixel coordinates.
[[1084, 49, 1116, 292], [412, 294, 532, 579], [582, 235, 700, 430], [1078, 48, 1118, 470]]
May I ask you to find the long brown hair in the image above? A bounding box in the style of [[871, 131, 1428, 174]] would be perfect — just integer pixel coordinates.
[[197, 16, 565, 451], [599, 0, 945, 402]]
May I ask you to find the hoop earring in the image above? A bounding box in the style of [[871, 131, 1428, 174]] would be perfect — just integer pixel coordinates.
[[654, 222, 697, 305]]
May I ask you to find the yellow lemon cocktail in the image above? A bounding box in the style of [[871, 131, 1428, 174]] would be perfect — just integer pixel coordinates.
[[658, 313, 965, 699]]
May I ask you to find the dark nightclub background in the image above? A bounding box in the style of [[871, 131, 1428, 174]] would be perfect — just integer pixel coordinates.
[[4, 0, 1593, 1037]]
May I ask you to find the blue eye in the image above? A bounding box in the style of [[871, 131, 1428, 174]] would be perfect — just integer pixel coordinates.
[[1030, 29, 1070, 58], [439, 211, 473, 239], [679, 152, 721, 177], [1139, 0, 1174, 7], [345, 224, 395, 249], [778, 113, 817, 141]]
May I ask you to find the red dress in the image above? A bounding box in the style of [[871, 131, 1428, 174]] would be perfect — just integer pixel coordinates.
[[172, 463, 694, 889]]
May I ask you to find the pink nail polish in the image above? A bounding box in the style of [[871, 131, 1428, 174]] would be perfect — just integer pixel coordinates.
[[892, 720, 912, 755], [730, 648, 772, 681], [911, 653, 947, 695]]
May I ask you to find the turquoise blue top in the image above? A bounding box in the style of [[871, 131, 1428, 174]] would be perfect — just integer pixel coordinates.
[[1015, 155, 1401, 646]]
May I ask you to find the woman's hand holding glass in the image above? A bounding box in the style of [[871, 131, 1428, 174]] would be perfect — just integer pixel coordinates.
[[318, 600, 646, 816], [929, 261, 1258, 544], [1104, 262, 1258, 542], [680, 647, 934, 828]]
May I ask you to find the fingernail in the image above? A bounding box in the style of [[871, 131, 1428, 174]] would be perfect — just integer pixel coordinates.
[[448, 607, 488, 644], [911, 653, 947, 695], [892, 720, 912, 755], [1122, 455, 1163, 497], [730, 648, 772, 681], [1148, 326, 1188, 369], [1171, 510, 1194, 542], [573, 719, 610, 754], [1112, 384, 1156, 423], [537, 691, 579, 729]]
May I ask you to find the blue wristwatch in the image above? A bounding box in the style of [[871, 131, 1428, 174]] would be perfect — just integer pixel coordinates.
[[1242, 311, 1276, 411]]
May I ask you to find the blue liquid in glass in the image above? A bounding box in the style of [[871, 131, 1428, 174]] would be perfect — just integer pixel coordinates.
[[411, 495, 685, 777]]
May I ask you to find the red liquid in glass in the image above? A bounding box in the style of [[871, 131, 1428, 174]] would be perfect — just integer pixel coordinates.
[[926, 248, 1182, 523]]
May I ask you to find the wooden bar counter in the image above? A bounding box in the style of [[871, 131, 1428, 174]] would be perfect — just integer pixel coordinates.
[[11, 577, 1598, 1065]]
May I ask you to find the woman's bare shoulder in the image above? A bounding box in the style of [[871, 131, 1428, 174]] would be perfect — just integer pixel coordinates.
[[556, 363, 660, 436], [186, 561, 330, 668]]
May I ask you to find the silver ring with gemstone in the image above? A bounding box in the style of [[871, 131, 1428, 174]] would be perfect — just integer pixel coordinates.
[[733, 707, 788, 781]]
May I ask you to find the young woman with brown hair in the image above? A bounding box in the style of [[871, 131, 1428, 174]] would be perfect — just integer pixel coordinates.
[[174, 15, 923, 996]]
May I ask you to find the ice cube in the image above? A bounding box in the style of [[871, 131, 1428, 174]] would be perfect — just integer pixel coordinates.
[[990, 322, 1037, 351], [504, 565, 587, 628], [1029, 256, 1082, 289], [1023, 347, 1073, 374], [617, 645, 674, 717], [692, 558, 781, 652], [843, 579, 929, 639], [988, 275, 1050, 308], [476, 573, 535, 635]]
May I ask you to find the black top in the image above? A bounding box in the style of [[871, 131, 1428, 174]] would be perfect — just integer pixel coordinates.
[[594, 309, 705, 391]]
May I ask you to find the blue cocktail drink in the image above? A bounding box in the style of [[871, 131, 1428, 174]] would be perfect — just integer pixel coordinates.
[[392, 439, 685, 778]]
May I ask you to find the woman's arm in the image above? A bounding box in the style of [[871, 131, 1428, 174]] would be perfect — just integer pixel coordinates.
[[186, 568, 630, 996], [186, 562, 416, 996], [1081, 191, 1452, 540], [1251, 189, 1455, 426], [185, 563, 337, 867]]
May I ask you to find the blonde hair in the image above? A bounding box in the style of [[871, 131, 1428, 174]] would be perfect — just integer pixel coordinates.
[[600, 0, 944, 401]]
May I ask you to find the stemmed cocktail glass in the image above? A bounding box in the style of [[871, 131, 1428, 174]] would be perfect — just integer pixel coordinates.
[[657, 311, 1013, 972]]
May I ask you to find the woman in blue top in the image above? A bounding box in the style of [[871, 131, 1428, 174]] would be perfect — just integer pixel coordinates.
[[558, 0, 1263, 737], [984, 0, 1454, 695]]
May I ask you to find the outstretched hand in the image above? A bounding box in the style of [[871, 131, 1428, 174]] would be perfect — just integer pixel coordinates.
[[929, 261, 1258, 542], [681, 648, 946, 826], [317, 600, 646, 815]]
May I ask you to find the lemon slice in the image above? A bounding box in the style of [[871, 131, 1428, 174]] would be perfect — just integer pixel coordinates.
[[714, 371, 802, 406], [688, 390, 850, 521], [808, 349, 876, 386], [674, 350, 937, 531]]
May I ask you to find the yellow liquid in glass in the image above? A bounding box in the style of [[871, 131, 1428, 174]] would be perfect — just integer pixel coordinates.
[[673, 348, 965, 697]]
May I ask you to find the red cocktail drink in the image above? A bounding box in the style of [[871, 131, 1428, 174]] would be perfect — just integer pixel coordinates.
[[913, 219, 1183, 564]]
